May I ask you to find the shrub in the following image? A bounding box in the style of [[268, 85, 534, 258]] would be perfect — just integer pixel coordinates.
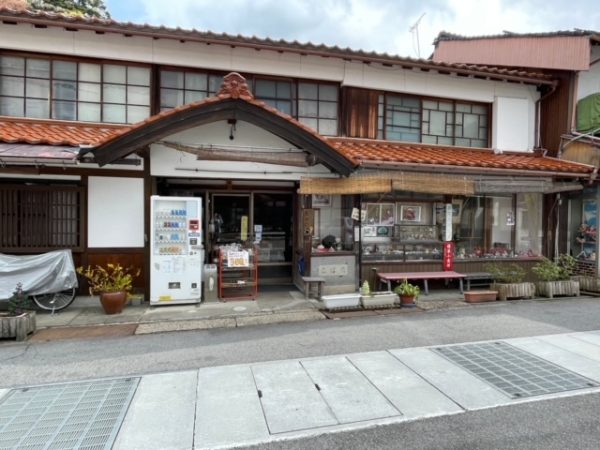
[[532, 255, 576, 281], [8, 283, 31, 316], [77, 264, 140, 295], [485, 263, 526, 284]]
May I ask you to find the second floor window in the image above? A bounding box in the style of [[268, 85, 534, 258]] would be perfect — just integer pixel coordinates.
[[0, 55, 151, 124], [159, 70, 222, 111], [375, 93, 489, 147], [254, 78, 339, 136]]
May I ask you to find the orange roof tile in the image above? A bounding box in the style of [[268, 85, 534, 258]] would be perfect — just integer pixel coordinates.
[[327, 138, 594, 176], [0, 118, 124, 146]]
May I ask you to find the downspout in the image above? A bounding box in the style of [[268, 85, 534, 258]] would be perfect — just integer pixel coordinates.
[[534, 80, 558, 149]]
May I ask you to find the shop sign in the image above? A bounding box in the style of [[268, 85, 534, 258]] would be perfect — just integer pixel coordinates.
[[443, 242, 455, 271], [227, 251, 249, 267]]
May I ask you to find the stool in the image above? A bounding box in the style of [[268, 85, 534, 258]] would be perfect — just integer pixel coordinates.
[[302, 276, 326, 300]]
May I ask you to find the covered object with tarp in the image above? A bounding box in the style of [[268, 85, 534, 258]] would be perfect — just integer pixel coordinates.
[[0, 249, 78, 299]]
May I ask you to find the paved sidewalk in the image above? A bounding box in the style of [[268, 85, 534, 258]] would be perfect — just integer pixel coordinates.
[[28, 288, 470, 338], [2, 330, 600, 449]]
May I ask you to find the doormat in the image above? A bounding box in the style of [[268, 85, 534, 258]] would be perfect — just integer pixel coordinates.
[[30, 324, 138, 342]]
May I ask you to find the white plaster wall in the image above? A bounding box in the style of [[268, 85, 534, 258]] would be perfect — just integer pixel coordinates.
[[1, 23, 539, 150], [88, 176, 144, 247], [493, 97, 533, 151], [577, 46, 600, 100], [150, 120, 335, 180]]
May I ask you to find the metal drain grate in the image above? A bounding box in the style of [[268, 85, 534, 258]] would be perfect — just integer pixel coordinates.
[[433, 342, 598, 399], [0, 377, 139, 450]]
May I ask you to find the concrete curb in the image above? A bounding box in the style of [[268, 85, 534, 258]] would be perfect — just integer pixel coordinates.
[[135, 310, 326, 335]]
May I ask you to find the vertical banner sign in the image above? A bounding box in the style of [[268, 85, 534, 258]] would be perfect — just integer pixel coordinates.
[[240, 215, 248, 241], [443, 241, 455, 271], [445, 203, 453, 242]]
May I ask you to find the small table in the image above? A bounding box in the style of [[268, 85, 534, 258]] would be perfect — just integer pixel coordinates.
[[377, 271, 466, 295], [302, 276, 326, 300]]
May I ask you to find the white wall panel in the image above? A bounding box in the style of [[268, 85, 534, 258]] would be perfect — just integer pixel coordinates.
[[150, 120, 334, 179], [88, 176, 144, 248], [577, 46, 600, 100], [493, 97, 531, 152]]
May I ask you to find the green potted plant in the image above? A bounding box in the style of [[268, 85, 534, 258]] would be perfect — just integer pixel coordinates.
[[393, 279, 420, 307], [77, 264, 140, 314], [0, 283, 36, 341], [532, 255, 580, 298], [486, 263, 536, 300]]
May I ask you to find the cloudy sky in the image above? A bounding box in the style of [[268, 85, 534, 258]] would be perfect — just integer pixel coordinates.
[[105, 0, 599, 58]]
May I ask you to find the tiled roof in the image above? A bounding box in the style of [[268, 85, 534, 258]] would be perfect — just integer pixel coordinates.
[[326, 138, 594, 175], [0, 118, 123, 146], [0, 7, 553, 84], [435, 30, 600, 44]]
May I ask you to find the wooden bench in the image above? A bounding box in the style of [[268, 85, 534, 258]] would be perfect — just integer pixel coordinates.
[[464, 272, 494, 291], [376, 271, 466, 295], [302, 276, 326, 300]]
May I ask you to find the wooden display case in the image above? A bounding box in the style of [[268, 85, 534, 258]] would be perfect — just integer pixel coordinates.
[[218, 246, 258, 301]]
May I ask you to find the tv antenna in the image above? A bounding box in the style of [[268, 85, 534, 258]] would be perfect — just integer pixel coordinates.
[[409, 12, 426, 58]]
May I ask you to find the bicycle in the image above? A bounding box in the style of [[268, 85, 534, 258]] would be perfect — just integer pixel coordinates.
[[1, 249, 79, 312]]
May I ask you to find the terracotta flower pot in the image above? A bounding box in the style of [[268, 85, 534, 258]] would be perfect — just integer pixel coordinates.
[[99, 291, 127, 315], [399, 295, 416, 307]]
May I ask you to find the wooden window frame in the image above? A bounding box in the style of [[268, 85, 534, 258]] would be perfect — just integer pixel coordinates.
[[0, 51, 151, 124], [0, 183, 85, 253], [158, 66, 223, 111]]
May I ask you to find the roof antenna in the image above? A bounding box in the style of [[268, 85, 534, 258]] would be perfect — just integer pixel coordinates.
[[409, 12, 426, 58]]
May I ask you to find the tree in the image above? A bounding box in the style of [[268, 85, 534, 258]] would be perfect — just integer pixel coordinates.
[[26, 0, 111, 19]]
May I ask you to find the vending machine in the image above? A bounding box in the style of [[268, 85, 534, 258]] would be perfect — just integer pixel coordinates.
[[150, 196, 203, 305]]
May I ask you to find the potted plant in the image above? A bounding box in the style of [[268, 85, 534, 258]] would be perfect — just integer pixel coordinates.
[[77, 264, 140, 314], [360, 281, 397, 309], [393, 279, 420, 307], [532, 255, 580, 299], [486, 263, 535, 300], [0, 283, 36, 341]]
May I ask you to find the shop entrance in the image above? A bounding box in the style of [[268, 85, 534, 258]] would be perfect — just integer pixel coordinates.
[[210, 192, 294, 285]]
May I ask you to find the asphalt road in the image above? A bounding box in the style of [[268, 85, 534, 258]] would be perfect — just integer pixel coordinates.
[[2, 297, 600, 388], [3, 297, 600, 450], [244, 392, 600, 450]]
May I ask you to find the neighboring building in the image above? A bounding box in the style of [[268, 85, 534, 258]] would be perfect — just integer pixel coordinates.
[[433, 29, 600, 275], [0, 8, 593, 298]]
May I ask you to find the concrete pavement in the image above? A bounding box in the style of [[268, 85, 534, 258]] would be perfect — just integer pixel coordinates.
[[27, 288, 468, 339], [3, 330, 600, 449]]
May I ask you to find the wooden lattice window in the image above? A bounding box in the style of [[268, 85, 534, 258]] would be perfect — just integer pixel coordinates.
[[0, 184, 84, 253]]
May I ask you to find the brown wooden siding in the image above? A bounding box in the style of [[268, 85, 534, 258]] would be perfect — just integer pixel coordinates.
[[341, 87, 379, 139], [539, 71, 574, 156], [85, 248, 146, 291], [361, 259, 542, 290]]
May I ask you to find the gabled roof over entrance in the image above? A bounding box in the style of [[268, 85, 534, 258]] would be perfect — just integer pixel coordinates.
[[87, 72, 355, 175]]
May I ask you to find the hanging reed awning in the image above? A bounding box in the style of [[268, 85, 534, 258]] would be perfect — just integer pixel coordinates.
[[391, 172, 475, 195], [298, 176, 391, 194], [300, 172, 583, 195], [299, 172, 474, 195]]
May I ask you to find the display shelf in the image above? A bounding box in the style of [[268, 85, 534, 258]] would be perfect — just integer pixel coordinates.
[[362, 224, 442, 262], [218, 246, 258, 301]]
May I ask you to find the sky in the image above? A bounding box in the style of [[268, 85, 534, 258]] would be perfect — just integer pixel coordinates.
[[104, 0, 600, 58]]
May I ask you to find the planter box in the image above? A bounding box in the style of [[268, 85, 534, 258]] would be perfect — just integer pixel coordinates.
[[361, 292, 396, 309], [572, 276, 600, 293], [0, 311, 36, 341], [321, 293, 361, 310], [491, 282, 536, 301], [464, 290, 498, 303], [536, 280, 580, 299]]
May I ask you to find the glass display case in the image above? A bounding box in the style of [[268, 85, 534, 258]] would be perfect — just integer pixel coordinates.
[[361, 224, 442, 262]]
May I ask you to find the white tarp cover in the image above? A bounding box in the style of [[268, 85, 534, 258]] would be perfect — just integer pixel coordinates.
[[0, 250, 78, 299]]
